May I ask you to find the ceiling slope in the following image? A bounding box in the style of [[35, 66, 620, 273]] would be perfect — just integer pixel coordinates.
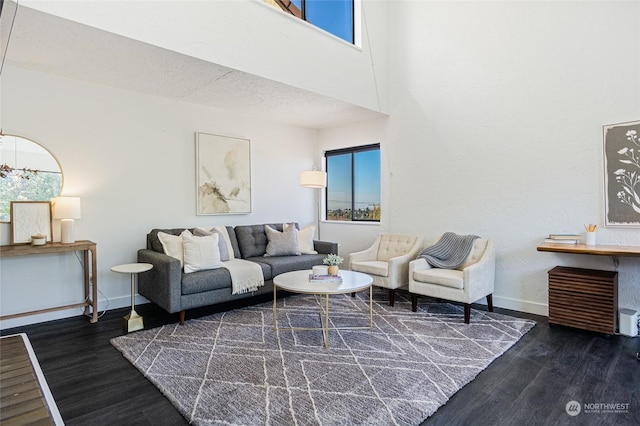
[[1, 2, 386, 129]]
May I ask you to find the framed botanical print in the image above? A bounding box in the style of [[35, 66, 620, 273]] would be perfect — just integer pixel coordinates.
[[603, 120, 640, 227], [196, 132, 251, 215]]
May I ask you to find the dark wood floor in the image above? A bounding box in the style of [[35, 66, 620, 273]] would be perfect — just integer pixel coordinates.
[[1, 294, 638, 426]]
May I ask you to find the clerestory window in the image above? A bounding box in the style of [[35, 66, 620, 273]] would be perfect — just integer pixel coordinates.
[[325, 144, 380, 222], [269, 0, 354, 44]]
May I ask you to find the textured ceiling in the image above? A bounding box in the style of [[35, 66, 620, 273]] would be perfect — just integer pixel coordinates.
[[1, 3, 385, 129]]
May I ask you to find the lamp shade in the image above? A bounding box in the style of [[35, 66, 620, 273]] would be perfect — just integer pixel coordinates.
[[300, 170, 326, 188], [52, 197, 81, 219]]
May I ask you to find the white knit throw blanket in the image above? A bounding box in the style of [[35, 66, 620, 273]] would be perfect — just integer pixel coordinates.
[[223, 259, 265, 295], [417, 232, 479, 269]]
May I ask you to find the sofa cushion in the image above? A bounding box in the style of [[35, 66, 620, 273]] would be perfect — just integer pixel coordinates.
[[251, 253, 326, 277], [182, 230, 223, 273], [413, 268, 464, 289], [235, 223, 287, 258], [181, 268, 232, 295], [249, 260, 272, 281], [265, 225, 300, 256], [351, 260, 389, 277]]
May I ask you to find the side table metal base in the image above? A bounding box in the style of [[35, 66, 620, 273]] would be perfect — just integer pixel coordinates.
[[123, 309, 144, 333], [111, 263, 153, 334]]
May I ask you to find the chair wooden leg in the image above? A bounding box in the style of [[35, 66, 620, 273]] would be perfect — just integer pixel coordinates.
[[411, 294, 418, 312], [486, 294, 494, 312], [179, 310, 186, 325], [351, 292, 356, 298], [463, 304, 471, 324], [389, 289, 395, 307]]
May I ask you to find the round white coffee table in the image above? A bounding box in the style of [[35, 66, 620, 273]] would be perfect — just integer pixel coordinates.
[[273, 270, 373, 349], [111, 263, 153, 333]]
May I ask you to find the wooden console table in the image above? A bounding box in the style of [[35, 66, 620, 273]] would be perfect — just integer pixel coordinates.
[[537, 242, 640, 335], [537, 242, 640, 267], [0, 240, 98, 323]]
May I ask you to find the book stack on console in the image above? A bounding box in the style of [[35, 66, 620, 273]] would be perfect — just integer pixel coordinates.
[[309, 274, 343, 283], [543, 234, 581, 244]]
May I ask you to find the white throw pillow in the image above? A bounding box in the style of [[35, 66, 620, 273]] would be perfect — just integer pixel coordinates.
[[182, 229, 223, 274], [284, 223, 317, 254], [157, 231, 184, 267]]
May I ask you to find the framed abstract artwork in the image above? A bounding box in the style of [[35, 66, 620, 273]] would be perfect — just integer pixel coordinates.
[[196, 132, 252, 215], [10, 201, 52, 244], [603, 120, 640, 227]]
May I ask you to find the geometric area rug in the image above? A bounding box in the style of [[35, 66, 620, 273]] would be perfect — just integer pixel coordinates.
[[111, 290, 535, 425]]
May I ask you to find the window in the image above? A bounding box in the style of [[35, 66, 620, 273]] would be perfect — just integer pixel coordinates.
[[270, 0, 354, 44], [325, 144, 380, 222]]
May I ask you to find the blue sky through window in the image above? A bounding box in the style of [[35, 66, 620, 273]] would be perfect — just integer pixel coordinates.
[[291, 0, 353, 43], [354, 149, 380, 209], [327, 147, 380, 216]]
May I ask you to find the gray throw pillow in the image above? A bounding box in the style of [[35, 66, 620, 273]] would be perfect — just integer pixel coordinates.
[[265, 225, 301, 256], [194, 227, 230, 261]]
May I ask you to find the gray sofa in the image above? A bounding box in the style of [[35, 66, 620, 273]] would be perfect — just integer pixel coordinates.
[[137, 223, 338, 324]]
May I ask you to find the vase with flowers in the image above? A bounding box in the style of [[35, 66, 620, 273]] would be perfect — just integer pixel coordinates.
[[323, 253, 344, 276]]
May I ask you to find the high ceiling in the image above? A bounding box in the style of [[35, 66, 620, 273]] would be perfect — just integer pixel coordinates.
[[1, 3, 385, 129]]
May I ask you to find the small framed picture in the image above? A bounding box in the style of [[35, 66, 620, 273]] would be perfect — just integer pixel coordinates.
[[10, 201, 52, 244]]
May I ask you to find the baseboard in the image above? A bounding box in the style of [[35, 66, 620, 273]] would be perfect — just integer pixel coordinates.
[[0, 294, 150, 330], [489, 295, 548, 317], [1, 292, 549, 329]]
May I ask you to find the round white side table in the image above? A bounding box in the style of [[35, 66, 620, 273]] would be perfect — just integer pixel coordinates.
[[111, 263, 153, 333]]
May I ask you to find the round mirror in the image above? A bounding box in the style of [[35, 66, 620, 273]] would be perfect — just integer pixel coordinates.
[[0, 134, 63, 222]]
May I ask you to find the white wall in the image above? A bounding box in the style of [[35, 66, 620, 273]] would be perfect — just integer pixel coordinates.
[[319, 1, 640, 317], [381, 1, 640, 315], [0, 66, 319, 328], [20, 0, 389, 114]]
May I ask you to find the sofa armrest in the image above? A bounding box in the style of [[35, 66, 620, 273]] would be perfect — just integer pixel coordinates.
[[348, 241, 380, 265], [314, 240, 339, 255], [137, 249, 183, 314], [408, 258, 433, 291], [463, 241, 496, 301], [388, 251, 419, 268], [409, 258, 433, 271], [383, 253, 414, 287]]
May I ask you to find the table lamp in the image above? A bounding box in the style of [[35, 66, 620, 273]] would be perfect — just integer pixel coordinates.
[[52, 197, 81, 243]]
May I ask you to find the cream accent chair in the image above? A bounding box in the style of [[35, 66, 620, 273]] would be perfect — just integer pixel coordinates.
[[409, 237, 495, 323], [349, 233, 424, 306]]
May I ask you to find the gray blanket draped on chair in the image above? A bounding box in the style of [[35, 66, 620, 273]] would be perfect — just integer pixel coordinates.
[[417, 232, 479, 269]]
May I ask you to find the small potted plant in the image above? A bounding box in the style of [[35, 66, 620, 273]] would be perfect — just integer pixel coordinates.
[[323, 253, 344, 276]]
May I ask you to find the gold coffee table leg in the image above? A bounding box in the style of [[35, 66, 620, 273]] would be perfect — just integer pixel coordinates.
[[369, 286, 373, 328], [324, 294, 330, 349], [273, 285, 277, 331]]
